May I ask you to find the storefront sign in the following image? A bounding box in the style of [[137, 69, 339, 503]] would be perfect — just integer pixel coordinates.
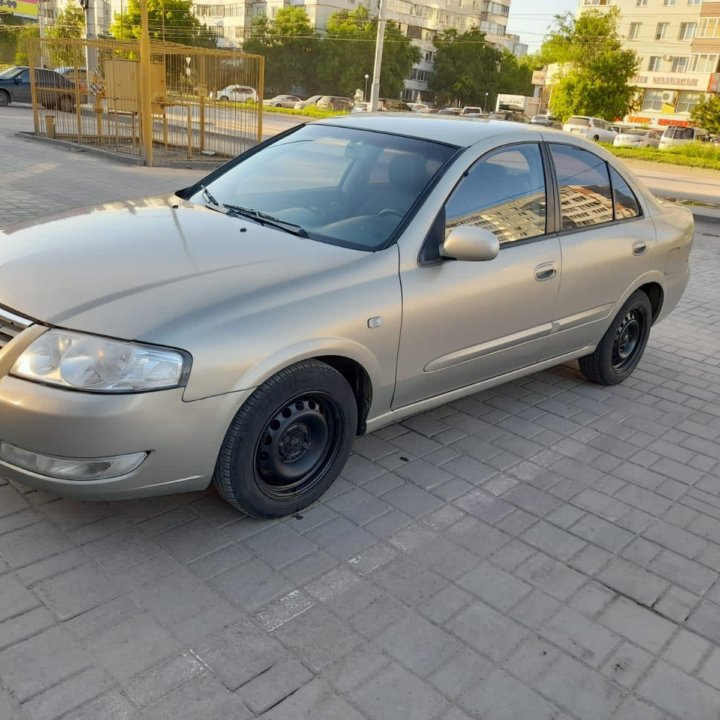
[[632, 74, 700, 88]]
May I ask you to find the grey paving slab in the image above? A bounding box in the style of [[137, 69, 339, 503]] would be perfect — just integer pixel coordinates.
[[2, 108, 720, 719]]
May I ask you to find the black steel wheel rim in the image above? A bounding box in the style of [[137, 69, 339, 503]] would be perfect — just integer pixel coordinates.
[[612, 309, 644, 372], [254, 392, 341, 499]]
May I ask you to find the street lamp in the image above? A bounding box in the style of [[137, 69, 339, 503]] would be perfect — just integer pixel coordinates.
[[484, 91, 489, 113], [364, 74, 369, 102]]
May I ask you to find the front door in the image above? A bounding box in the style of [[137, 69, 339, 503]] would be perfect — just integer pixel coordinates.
[[393, 142, 561, 409]]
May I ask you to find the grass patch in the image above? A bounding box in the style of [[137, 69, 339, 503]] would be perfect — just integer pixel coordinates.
[[600, 142, 720, 171], [213, 99, 346, 119]]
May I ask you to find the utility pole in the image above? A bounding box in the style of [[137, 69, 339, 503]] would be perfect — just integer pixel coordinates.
[[139, 0, 154, 165], [368, 0, 386, 112]]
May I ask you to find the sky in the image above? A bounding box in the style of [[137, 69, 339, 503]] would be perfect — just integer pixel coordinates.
[[506, 0, 579, 53]]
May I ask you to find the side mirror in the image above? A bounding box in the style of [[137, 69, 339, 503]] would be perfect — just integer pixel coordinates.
[[440, 226, 499, 262]]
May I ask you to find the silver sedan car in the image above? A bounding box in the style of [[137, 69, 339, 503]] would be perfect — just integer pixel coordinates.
[[0, 116, 693, 517]]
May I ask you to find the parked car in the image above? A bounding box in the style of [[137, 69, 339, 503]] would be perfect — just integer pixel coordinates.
[[408, 102, 430, 112], [0, 117, 693, 518], [659, 125, 711, 150], [263, 95, 301, 108], [351, 102, 369, 113], [563, 116, 618, 143], [316, 95, 354, 111], [377, 98, 411, 112], [613, 128, 662, 148], [0, 66, 76, 111], [294, 94, 322, 110], [530, 114, 561, 128], [214, 85, 257, 103], [462, 106, 483, 115], [489, 110, 528, 123], [437, 107, 462, 115]]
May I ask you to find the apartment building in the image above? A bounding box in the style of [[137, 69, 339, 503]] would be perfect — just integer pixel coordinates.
[[192, 0, 522, 102], [578, 0, 719, 127]]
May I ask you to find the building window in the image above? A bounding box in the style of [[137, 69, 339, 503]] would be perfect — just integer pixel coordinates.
[[663, 0, 675, 5], [636, 0, 647, 5], [698, 19, 720, 39], [676, 91, 702, 113], [678, 23, 696, 40], [690, 54, 719, 73], [655, 23, 668, 40], [687, 0, 700, 5], [641, 89, 664, 111], [628, 23, 641, 40], [648, 56, 661, 71], [671, 57, 688, 73]]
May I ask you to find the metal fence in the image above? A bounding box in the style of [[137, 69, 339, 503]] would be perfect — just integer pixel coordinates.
[[27, 37, 264, 166]]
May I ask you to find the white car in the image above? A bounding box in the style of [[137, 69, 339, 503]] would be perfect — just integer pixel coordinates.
[[263, 95, 302, 108], [214, 85, 257, 103], [294, 95, 322, 110], [613, 128, 662, 148], [659, 126, 711, 150], [563, 116, 618, 143]]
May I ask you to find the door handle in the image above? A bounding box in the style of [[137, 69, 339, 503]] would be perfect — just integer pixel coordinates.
[[535, 263, 557, 281], [633, 241, 648, 256]]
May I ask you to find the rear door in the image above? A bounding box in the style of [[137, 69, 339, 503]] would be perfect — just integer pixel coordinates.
[[541, 142, 655, 360]]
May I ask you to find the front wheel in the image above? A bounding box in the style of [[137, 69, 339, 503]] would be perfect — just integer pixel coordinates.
[[0, 90, 9, 107], [579, 290, 652, 385], [213, 360, 357, 518], [592, 134, 600, 141]]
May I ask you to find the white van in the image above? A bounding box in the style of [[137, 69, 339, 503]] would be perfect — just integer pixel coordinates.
[[659, 126, 710, 150]]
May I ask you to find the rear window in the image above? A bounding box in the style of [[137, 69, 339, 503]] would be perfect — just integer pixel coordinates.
[[625, 129, 649, 136], [567, 117, 590, 127]]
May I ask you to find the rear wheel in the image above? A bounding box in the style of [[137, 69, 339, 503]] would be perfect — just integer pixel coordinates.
[[220, 95, 229, 101], [592, 134, 600, 141], [0, 90, 9, 107], [213, 360, 357, 518], [579, 290, 652, 385]]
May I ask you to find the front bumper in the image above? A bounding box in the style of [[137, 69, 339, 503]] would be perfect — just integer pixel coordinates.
[[0, 375, 251, 500]]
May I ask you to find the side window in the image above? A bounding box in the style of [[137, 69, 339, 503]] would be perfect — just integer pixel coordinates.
[[445, 144, 547, 245], [610, 167, 641, 219], [549, 144, 613, 230], [19, 69, 30, 83]]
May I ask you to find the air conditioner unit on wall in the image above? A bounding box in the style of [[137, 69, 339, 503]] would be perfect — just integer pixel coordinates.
[[662, 91, 675, 103], [662, 55, 672, 61]]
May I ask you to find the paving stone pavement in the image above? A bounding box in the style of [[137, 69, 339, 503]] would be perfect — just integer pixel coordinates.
[[2, 106, 720, 720]]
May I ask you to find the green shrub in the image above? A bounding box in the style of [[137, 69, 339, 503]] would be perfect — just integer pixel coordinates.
[[599, 142, 720, 171]]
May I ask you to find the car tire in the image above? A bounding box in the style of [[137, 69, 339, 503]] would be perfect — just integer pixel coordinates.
[[579, 290, 652, 386], [220, 95, 229, 101], [592, 135, 600, 141], [213, 359, 357, 518], [0, 90, 9, 107]]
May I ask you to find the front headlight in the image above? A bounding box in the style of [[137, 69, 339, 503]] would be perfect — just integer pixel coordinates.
[[11, 329, 189, 393]]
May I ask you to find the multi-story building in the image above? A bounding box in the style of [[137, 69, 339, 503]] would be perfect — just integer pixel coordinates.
[[41, 0, 522, 103], [192, 0, 521, 102], [577, 0, 719, 128]]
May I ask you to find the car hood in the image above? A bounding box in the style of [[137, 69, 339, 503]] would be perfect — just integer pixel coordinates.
[[0, 196, 364, 342]]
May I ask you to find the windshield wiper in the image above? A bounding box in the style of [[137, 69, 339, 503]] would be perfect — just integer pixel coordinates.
[[222, 204, 309, 238], [200, 185, 227, 213]]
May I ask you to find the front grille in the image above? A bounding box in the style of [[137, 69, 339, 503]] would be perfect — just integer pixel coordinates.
[[0, 308, 33, 351]]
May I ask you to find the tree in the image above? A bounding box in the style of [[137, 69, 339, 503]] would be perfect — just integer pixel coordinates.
[[318, 6, 419, 100], [46, 1, 85, 67], [109, 0, 216, 48], [539, 9, 638, 122], [430, 28, 501, 107], [13, 24, 39, 64], [691, 95, 720, 135], [244, 7, 318, 95]]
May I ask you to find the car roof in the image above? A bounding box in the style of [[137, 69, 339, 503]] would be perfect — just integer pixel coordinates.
[[318, 113, 552, 147]]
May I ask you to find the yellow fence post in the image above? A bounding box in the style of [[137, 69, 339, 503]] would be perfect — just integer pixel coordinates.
[[139, 0, 154, 166]]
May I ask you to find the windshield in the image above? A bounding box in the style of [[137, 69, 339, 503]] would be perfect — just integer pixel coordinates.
[[0, 67, 21, 80], [195, 124, 456, 251], [567, 117, 590, 126]]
